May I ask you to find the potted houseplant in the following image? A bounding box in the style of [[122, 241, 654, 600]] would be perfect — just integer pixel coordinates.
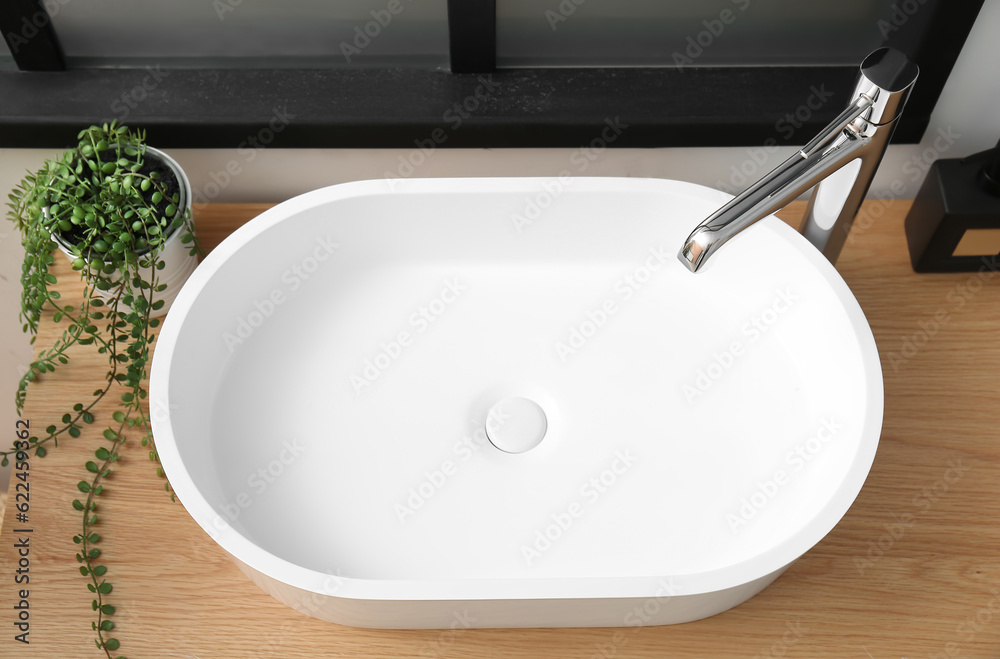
[[2, 122, 199, 658]]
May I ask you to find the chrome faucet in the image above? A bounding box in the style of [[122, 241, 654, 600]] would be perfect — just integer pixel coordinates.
[[678, 47, 919, 273]]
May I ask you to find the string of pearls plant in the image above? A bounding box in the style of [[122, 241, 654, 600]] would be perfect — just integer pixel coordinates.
[[2, 122, 199, 658]]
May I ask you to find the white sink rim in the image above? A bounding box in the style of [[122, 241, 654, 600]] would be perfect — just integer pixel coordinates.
[[150, 176, 883, 607]]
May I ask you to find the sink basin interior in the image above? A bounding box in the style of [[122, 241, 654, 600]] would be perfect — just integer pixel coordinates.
[[155, 178, 881, 598]]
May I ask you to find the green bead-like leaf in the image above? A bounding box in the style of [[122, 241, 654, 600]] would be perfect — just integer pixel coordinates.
[[98, 582, 113, 594], [77, 481, 91, 493]]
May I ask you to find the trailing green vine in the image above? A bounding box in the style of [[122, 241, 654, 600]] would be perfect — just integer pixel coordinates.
[[2, 122, 200, 658]]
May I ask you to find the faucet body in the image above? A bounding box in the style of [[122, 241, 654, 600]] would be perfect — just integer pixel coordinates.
[[678, 48, 919, 273]]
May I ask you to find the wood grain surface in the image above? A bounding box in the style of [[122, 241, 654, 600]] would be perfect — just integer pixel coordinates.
[[1, 200, 998, 659]]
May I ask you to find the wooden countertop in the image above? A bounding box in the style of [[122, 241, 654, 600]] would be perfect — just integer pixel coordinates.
[[2, 200, 998, 658]]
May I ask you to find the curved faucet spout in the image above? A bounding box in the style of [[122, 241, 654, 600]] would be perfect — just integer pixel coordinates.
[[678, 47, 919, 273]]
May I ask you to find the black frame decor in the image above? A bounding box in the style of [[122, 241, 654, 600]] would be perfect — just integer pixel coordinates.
[[0, 0, 986, 149]]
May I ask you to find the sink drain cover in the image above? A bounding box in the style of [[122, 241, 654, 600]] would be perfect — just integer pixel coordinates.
[[486, 397, 547, 454]]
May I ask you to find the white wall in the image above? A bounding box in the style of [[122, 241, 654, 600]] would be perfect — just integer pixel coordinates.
[[1, 1, 998, 494]]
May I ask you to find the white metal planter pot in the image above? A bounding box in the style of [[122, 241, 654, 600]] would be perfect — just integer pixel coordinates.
[[52, 146, 197, 319]]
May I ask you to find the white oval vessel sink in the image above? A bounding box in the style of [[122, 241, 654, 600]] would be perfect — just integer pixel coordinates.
[[150, 177, 883, 628]]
